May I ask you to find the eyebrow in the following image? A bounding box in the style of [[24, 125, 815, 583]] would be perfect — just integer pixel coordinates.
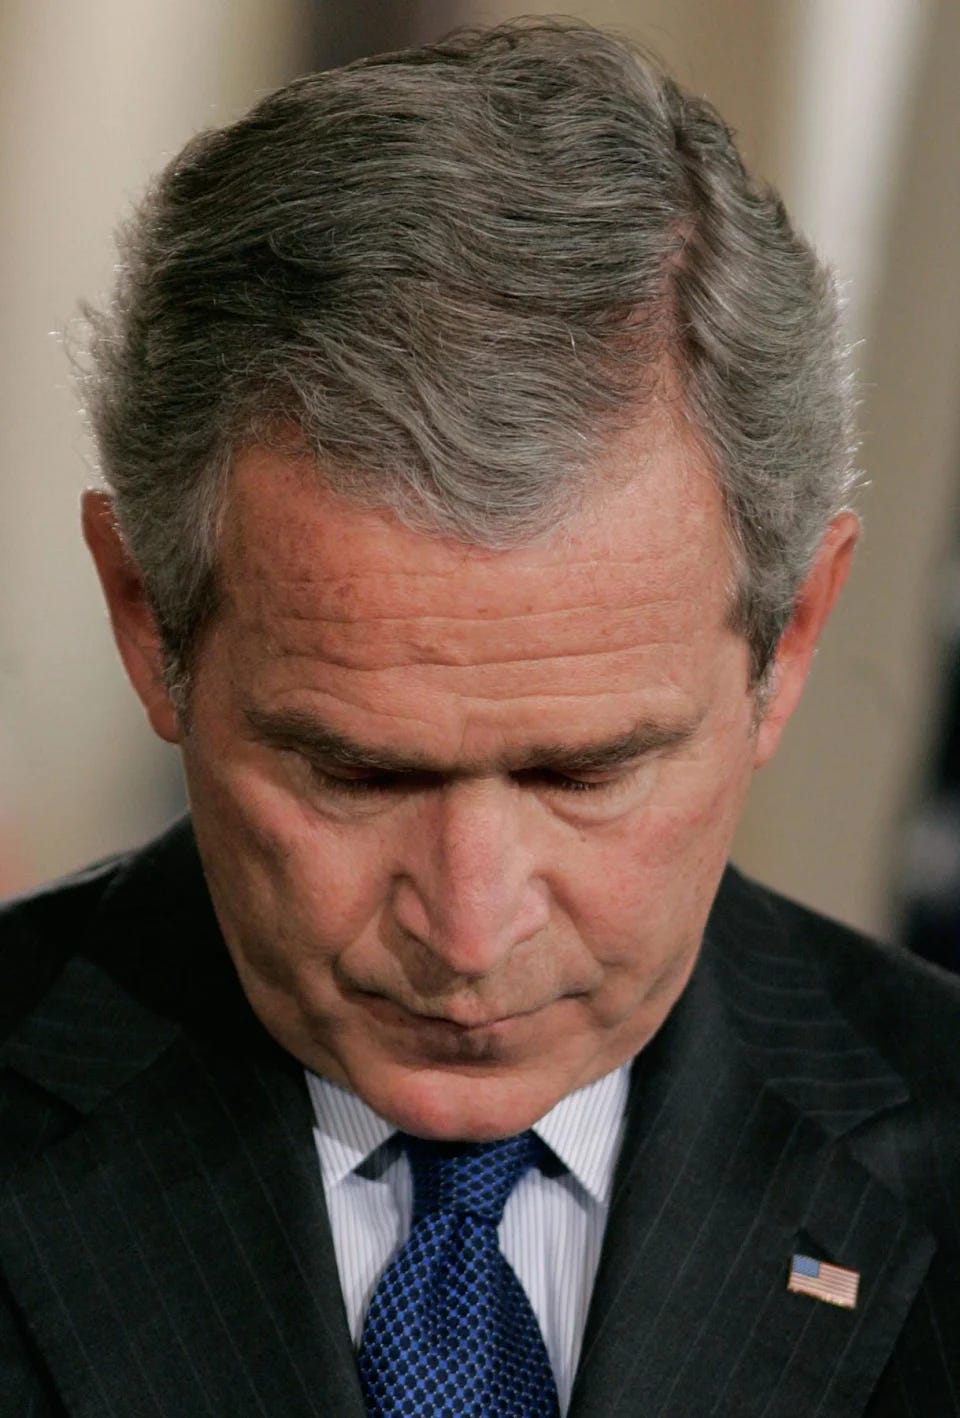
[[242, 705, 701, 776]]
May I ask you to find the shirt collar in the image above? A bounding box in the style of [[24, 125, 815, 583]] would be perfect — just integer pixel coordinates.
[[532, 1063, 630, 1207], [306, 1063, 630, 1208]]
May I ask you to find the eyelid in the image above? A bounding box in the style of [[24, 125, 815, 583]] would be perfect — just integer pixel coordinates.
[[527, 767, 639, 797], [303, 760, 639, 802], [515, 764, 633, 785], [305, 760, 436, 793]]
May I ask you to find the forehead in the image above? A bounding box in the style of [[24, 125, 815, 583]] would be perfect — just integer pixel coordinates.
[[219, 421, 732, 632], [210, 420, 741, 743]]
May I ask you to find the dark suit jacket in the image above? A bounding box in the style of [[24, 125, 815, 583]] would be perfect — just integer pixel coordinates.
[[1, 818, 958, 1417]]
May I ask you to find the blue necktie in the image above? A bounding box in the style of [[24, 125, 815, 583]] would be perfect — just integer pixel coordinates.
[[358, 1131, 561, 1417]]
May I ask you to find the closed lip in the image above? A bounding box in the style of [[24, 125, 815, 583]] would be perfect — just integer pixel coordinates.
[[358, 992, 550, 1031]]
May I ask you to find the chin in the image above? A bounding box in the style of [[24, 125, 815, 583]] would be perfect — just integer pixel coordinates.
[[353, 1059, 562, 1142]]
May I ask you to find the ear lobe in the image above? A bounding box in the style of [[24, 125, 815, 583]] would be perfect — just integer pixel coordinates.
[[753, 510, 859, 768], [81, 490, 181, 744]]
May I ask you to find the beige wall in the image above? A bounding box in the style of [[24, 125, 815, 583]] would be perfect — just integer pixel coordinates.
[[0, 0, 315, 886], [736, 0, 960, 933], [3, 2, 958, 938]]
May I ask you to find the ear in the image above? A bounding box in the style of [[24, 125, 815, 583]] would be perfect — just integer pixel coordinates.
[[81, 490, 181, 744], [753, 510, 859, 768]]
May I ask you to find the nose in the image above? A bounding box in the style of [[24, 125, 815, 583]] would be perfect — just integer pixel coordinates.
[[391, 777, 549, 976]]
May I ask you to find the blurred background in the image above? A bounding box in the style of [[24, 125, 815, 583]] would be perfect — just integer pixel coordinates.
[[2, 0, 959, 960]]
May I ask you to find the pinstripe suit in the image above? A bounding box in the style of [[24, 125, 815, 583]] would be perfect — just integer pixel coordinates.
[[2, 818, 959, 1416]]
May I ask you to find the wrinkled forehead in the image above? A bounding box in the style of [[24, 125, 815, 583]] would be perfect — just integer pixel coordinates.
[[215, 416, 734, 630]]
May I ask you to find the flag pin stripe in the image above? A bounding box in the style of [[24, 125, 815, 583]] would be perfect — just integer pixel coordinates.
[[787, 1253, 859, 1309]]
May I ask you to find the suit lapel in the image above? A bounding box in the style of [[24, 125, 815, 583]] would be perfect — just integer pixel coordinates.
[[1, 824, 366, 1418], [569, 871, 935, 1418]]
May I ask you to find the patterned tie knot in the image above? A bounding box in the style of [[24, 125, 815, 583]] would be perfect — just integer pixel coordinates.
[[406, 1130, 542, 1225]]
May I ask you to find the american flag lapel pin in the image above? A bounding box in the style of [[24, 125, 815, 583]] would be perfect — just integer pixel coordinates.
[[788, 1253, 860, 1309]]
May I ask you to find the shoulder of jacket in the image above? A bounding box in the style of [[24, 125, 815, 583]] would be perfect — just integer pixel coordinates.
[[0, 850, 136, 1041], [719, 864, 960, 1096]]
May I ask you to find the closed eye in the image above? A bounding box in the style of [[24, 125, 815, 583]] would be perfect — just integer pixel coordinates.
[[303, 761, 636, 799], [513, 767, 634, 795], [304, 764, 438, 796]]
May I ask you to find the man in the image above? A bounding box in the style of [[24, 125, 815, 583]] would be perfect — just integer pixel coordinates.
[[2, 19, 958, 1417]]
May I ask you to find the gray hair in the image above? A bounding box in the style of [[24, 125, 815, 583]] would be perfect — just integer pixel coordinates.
[[79, 17, 856, 706]]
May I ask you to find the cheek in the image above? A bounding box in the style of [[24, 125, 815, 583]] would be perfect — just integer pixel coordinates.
[[185, 746, 391, 982], [557, 752, 752, 971]]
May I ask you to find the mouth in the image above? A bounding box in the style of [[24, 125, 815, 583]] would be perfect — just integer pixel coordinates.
[[356, 992, 552, 1035], [356, 994, 558, 1066]]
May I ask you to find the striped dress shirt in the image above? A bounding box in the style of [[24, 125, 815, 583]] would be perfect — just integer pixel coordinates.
[[306, 1064, 630, 1416]]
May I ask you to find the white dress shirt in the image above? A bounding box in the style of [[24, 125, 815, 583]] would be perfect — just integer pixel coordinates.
[[306, 1065, 630, 1416]]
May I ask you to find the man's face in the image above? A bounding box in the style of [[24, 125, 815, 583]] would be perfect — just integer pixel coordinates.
[[165, 416, 771, 1141]]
